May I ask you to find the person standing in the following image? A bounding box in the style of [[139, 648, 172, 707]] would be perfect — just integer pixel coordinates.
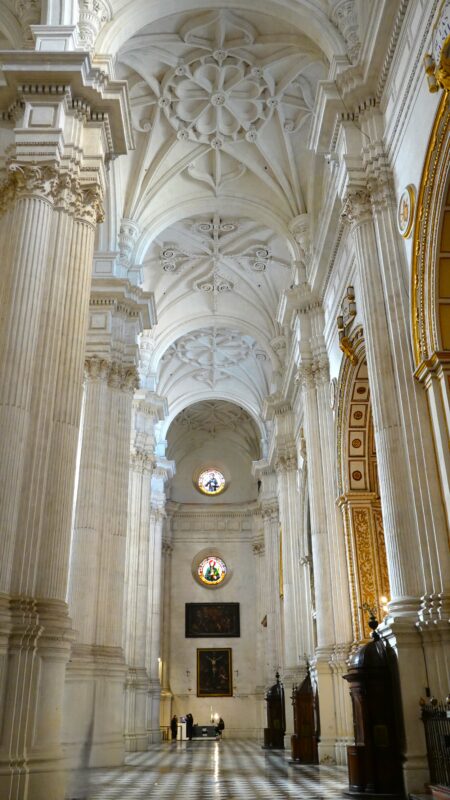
[[170, 715, 178, 741], [186, 712, 194, 741]]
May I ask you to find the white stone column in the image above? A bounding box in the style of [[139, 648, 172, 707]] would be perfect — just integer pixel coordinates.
[[297, 361, 338, 762], [366, 151, 450, 628], [0, 117, 106, 799], [342, 187, 424, 611], [261, 499, 283, 682], [313, 345, 353, 764], [123, 393, 166, 751], [65, 356, 138, 769], [160, 521, 174, 731], [252, 519, 267, 738], [341, 179, 445, 790], [146, 484, 166, 743], [123, 417, 154, 752]]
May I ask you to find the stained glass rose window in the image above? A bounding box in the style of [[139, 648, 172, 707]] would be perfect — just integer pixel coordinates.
[[197, 468, 226, 496], [198, 556, 227, 586]]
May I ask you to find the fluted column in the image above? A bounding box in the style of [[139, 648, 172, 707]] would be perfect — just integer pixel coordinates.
[[123, 393, 166, 751], [65, 357, 138, 769], [261, 499, 283, 681], [313, 350, 353, 763], [297, 362, 338, 761], [0, 164, 103, 800], [367, 155, 450, 628], [341, 178, 445, 790], [123, 434, 154, 751], [252, 520, 267, 737], [342, 188, 423, 613], [146, 489, 166, 743], [160, 523, 174, 731]]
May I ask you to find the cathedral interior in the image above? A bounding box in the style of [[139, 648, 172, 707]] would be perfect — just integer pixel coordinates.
[[0, 0, 449, 798]]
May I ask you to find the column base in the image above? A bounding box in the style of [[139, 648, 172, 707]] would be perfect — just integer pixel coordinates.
[[0, 595, 74, 800], [378, 612, 449, 794], [124, 667, 151, 752], [146, 678, 162, 745], [63, 644, 127, 770]]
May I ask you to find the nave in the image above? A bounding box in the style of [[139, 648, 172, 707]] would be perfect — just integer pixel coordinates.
[[68, 741, 348, 800]]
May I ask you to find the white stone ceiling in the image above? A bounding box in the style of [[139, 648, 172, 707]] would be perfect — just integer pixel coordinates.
[[109, 5, 332, 428], [115, 8, 327, 231], [166, 399, 262, 463]]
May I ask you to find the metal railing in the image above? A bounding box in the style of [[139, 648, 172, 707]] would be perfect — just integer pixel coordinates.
[[421, 699, 450, 787]]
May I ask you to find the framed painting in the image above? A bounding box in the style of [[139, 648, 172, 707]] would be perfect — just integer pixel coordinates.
[[197, 648, 233, 697], [185, 603, 240, 638]]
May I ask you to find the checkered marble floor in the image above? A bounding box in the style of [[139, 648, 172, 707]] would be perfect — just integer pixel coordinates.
[[67, 740, 348, 799]]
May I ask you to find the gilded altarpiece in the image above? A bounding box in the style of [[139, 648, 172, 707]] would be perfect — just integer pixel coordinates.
[[337, 330, 390, 642]]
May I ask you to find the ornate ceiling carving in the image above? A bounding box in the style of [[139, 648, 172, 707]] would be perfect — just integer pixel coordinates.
[[117, 8, 326, 220], [161, 326, 267, 389], [167, 399, 261, 461]]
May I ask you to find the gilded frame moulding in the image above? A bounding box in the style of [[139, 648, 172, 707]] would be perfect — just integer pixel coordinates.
[[412, 90, 450, 369]]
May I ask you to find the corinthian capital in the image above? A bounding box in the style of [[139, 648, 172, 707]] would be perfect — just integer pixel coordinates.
[[296, 363, 315, 391], [341, 188, 372, 227], [15, 0, 41, 48], [130, 448, 154, 474], [77, 0, 112, 50], [330, 0, 360, 63], [0, 163, 59, 214]]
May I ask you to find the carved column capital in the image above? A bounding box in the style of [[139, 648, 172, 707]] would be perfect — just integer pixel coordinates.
[[275, 446, 297, 473], [314, 354, 330, 386], [130, 448, 154, 474], [296, 362, 315, 391], [15, 0, 41, 47], [0, 164, 104, 225], [330, 0, 360, 63], [84, 355, 110, 382], [341, 187, 372, 227], [77, 0, 112, 50], [84, 357, 139, 393], [0, 163, 59, 214], [261, 501, 279, 522]]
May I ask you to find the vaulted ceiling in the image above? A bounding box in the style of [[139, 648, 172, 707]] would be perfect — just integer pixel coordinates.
[[92, 1, 353, 431]]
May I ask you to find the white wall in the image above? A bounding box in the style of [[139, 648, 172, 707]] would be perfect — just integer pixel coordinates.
[[167, 510, 264, 739]]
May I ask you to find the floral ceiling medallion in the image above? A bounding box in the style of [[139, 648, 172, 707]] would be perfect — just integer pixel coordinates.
[[159, 51, 274, 146]]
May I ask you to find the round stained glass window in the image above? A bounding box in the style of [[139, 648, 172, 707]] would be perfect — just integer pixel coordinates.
[[198, 556, 227, 586], [197, 468, 226, 496]]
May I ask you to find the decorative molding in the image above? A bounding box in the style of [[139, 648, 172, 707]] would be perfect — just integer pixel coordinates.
[[15, 0, 41, 48], [77, 0, 112, 50], [329, 0, 360, 64], [84, 356, 139, 392], [0, 163, 104, 224], [341, 188, 372, 226], [337, 286, 358, 365], [119, 218, 140, 269], [424, 0, 450, 91]]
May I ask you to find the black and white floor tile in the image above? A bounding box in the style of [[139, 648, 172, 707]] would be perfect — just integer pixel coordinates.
[[68, 740, 348, 799]]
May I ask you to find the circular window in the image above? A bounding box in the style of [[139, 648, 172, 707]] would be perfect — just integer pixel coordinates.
[[197, 468, 226, 496], [198, 556, 227, 586]]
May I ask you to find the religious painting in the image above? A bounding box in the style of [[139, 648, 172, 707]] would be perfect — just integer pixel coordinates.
[[197, 648, 233, 697], [197, 556, 227, 587], [186, 603, 240, 638], [397, 184, 416, 238], [197, 468, 226, 496]]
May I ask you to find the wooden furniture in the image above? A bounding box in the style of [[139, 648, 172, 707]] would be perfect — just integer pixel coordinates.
[[291, 670, 319, 763], [343, 619, 404, 797], [263, 672, 286, 749]]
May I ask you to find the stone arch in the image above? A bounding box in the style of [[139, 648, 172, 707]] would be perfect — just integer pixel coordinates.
[[412, 91, 450, 522], [336, 327, 390, 643]]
